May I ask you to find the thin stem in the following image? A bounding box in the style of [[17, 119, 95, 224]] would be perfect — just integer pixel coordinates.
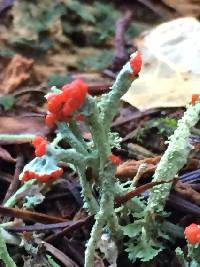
[[0, 134, 35, 141], [85, 191, 105, 267], [57, 123, 88, 155], [86, 96, 110, 166], [48, 147, 85, 166], [147, 102, 200, 214], [4, 179, 35, 208], [51, 132, 62, 147], [69, 119, 88, 152], [85, 166, 120, 266], [0, 228, 17, 267], [77, 167, 99, 215], [100, 62, 134, 132]]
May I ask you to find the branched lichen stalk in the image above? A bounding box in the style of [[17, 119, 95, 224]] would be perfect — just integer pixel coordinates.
[[84, 59, 140, 266], [146, 102, 200, 213], [16, 55, 141, 267]]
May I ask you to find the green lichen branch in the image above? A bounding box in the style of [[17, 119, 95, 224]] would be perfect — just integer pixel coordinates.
[[4, 179, 35, 208], [100, 62, 134, 132], [85, 164, 120, 267], [147, 101, 200, 213], [0, 134, 35, 142], [126, 101, 200, 262], [0, 228, 17, 267]]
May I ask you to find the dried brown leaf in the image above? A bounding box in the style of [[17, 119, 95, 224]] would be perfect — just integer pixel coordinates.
[[175, 180, 200, 205], [116, 157, 200, 180], [163, 0, 200, 16], [0, 116, 48, 144], [0, 146, 16, 162], [0, 54, 34, 93]]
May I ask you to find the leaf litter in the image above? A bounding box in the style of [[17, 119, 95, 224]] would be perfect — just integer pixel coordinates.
[[0, 1, 200, 266]]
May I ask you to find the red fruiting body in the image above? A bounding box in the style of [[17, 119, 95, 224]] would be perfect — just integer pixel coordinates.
[[75, 114, 85, 121], [184, 223, 200, 244], [45, 113, 56, 128], [32, 136, 48, 157], [108, 154, 122, 165], [130, 51, 142, 76], [20, 168, 63, 183], [32, 136, 45, 147], [35, 140, 48, 157], [191, 94, 200, 105], [45, 79, 88, 127], [47, 94, 63, 113]]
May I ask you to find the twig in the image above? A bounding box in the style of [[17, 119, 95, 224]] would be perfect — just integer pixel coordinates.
[[45, 216, 93, 243], [132, 163, 148, 186], [9, 181, 174, 233], [111, 10, 133, 71], [0, 205, 66, 224], [8, 217, 92, 232], [8, 220, 81, 232], [168, 193, 200, 217], [115, 179, 175, 207], [137, 0, 176, 20], [88, 82, 112, 95], [112, 108, 159, 127], [3, 149, 24, 203], [43, 241, 80, 267]]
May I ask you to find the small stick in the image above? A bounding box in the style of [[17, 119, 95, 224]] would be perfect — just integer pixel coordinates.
[[132, 163, 148, 186], [115, 179, 175, 207], [43, 241, 79, 267], [3, 150, 24, 203], [9, 219, 88, 232], [9, 181, 174, 233], [0, 205, 66, 224], [111, 10, 133, 71], [45, 216, 93, 242]]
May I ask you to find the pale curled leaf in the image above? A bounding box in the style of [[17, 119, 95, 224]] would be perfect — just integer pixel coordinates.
[[122, 17, 200, 110]]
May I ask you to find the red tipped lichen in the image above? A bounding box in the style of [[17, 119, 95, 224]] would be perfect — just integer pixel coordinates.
[[45, 113, 57, 128], [20, 168, 63, 183], [130, 51, 142, 76], [19, 155, 63, 183], [32, 136, 48, 157], [184, 223, 200, 244], [45, 79, 88, 127], [108, 154, 122, 165], [191, 94, 200, 105]]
